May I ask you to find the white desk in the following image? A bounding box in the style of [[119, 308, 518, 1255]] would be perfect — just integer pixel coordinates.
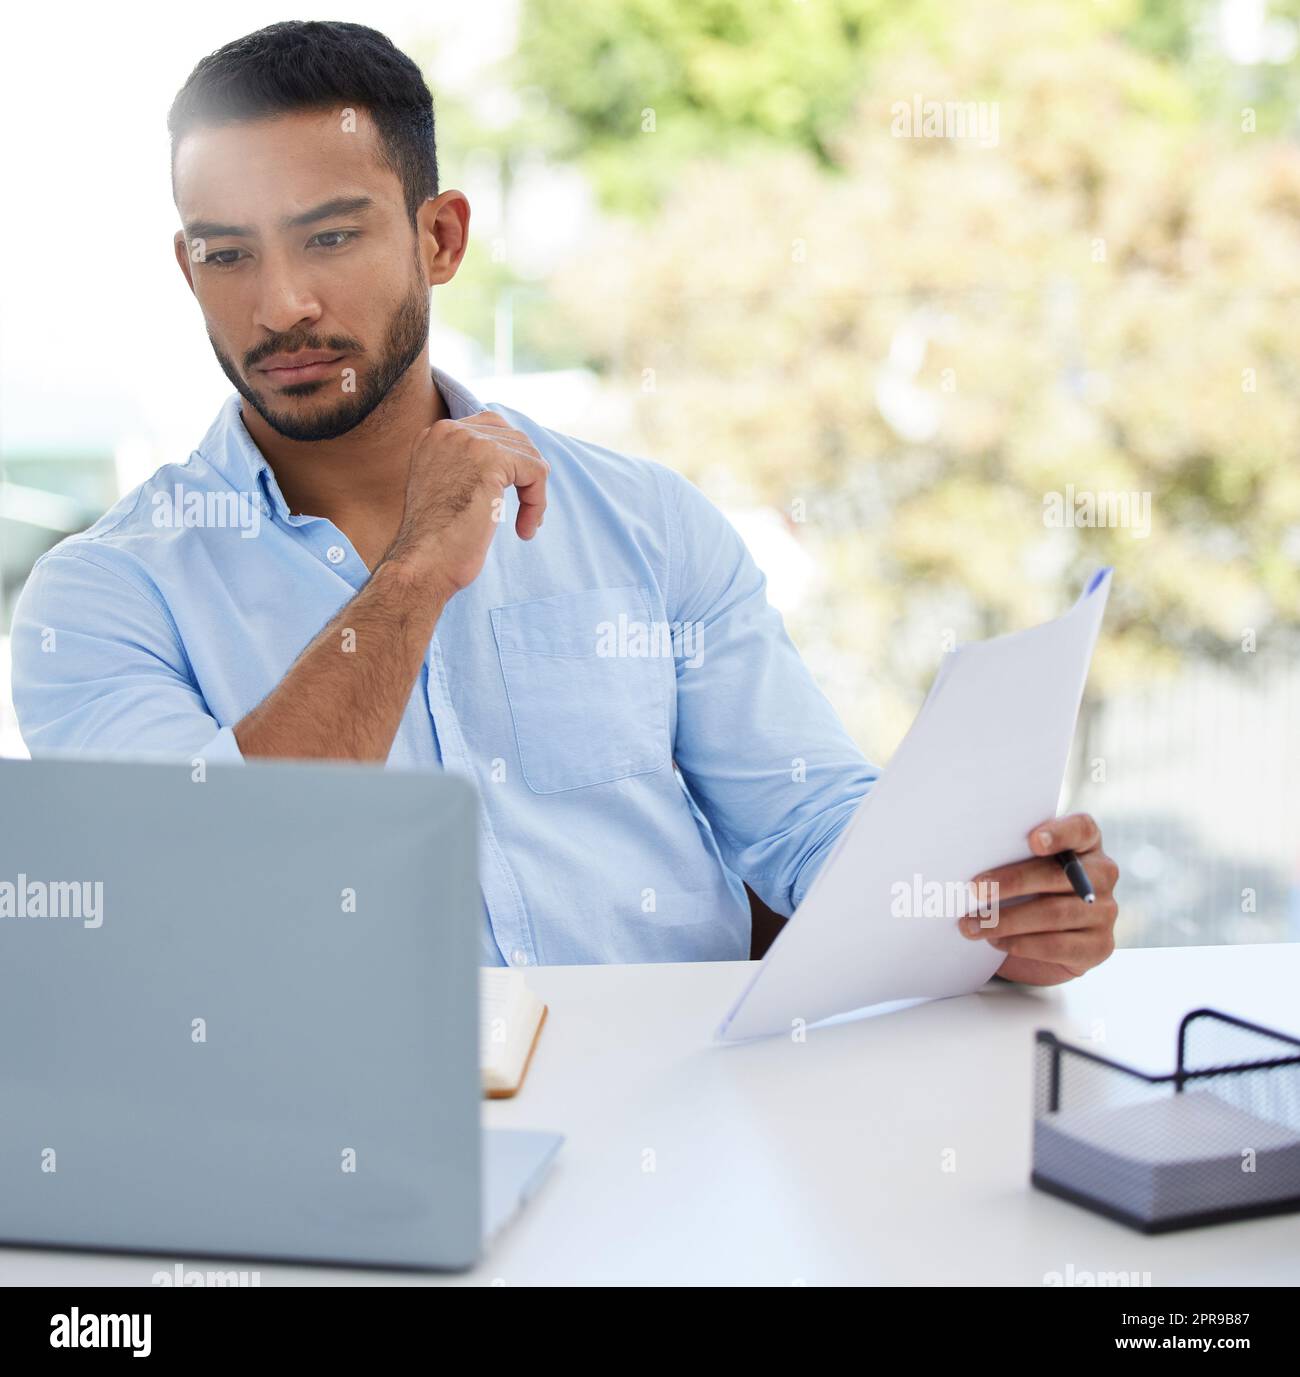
[[4, 943, 1297, 1286]]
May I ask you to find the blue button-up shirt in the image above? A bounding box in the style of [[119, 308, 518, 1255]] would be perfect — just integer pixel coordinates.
[[12, 366, 878, 965]]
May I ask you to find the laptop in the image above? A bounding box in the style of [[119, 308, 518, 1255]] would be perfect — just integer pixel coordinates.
[[0, 757, 562, 1270]]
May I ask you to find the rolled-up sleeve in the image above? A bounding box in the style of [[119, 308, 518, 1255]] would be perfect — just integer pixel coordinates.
[[662, 467, 879, 916], [12, 548, 243, 765]]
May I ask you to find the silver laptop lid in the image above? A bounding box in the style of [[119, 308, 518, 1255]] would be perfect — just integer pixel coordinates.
[[0, 757, 482, 1270]]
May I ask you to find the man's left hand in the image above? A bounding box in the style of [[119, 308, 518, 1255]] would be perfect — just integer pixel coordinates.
[[960, 813, 1119, 986]]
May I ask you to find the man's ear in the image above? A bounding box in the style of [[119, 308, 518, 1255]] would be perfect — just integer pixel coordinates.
[[173, 231, 198, 294], [417, 190, 470, 288]]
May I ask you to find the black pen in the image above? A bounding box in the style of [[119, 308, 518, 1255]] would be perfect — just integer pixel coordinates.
[[1055, 849, 1095, 904]]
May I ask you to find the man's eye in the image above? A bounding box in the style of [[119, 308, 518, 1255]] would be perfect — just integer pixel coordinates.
[[309, 230, 358, 250], [202, 249, 246, 268]]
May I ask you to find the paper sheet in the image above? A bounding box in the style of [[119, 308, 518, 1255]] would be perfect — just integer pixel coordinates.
[[716, 569, 1112, 1042]]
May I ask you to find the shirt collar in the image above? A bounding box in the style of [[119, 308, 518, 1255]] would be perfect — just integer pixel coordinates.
[[196, 363, 487, 524]]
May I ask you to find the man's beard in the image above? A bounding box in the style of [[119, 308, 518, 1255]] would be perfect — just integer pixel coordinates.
[[209, 281, 430, 443]]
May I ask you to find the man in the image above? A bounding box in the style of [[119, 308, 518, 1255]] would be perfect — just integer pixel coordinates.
[[11, 21, 1118, 976]]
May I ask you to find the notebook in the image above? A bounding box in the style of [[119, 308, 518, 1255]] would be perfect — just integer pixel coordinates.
[[480, 969, 548, 1099]]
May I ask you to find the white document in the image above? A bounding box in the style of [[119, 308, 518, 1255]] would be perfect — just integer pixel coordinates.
[[716, 568, 1113, 1042]]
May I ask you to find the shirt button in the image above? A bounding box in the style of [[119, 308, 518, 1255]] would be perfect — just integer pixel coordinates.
[[326, 545, 346, 565], [510, 949, 529, 967]]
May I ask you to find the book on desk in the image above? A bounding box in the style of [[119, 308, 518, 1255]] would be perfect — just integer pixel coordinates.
[[481, 969, 547, 1098]]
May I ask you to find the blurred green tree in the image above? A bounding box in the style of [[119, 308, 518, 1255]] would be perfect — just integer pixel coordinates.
[[526, 0, 1300, 754], [515, 0, 933, 215], [516, 0, 1300, 217]]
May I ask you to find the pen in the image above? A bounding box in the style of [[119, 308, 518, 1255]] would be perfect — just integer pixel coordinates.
[[1055, 849, 1095, 904]]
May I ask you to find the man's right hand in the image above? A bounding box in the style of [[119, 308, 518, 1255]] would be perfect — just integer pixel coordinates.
[[233, 410, 550, 762], [383, 411, 550, 598]]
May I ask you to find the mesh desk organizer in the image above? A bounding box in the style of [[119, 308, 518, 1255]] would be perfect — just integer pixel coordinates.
[[1032, 1009, 1300, 1233]]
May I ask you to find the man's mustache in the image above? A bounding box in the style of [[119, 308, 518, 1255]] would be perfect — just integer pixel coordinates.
[[245, 335, 363, 370]]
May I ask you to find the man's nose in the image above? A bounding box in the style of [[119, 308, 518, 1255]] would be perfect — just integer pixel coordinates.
[[251, 248, 323, 336]]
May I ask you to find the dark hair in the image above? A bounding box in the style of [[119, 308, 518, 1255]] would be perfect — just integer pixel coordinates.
[[167, 20, 438, 225]]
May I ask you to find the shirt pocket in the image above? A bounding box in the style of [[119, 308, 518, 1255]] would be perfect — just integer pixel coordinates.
[[490, 585, 672, 794]]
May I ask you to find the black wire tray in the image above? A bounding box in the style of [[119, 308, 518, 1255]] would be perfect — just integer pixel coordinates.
[[1032, 1008, 1300, 1233]]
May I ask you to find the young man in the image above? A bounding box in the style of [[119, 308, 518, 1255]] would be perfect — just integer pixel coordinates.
[[11, 21, 1118, 974]]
